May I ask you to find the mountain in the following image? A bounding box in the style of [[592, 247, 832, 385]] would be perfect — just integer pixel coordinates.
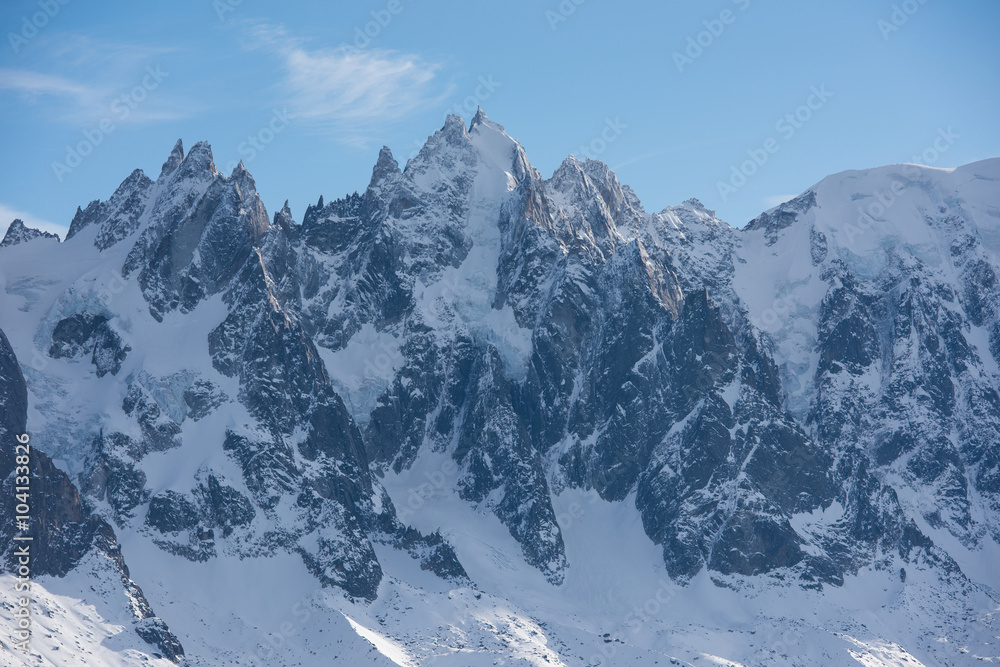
[[1, 220, 60, 248], [1, 112, 998, 666]]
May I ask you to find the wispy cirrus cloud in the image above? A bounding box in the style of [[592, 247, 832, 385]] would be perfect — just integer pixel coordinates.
[[0, 69, 93, 100], [0, 34, 195, 125], [247, 23, 452, 146]]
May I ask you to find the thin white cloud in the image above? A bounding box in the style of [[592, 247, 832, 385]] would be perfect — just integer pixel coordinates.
[[0, 69, 94, 100], [286, 48, 439, 123], [0, 36, 195, 126], [0, 204, 68, 240], [248, 23, 451, 145], [763, 194, 798, 210]]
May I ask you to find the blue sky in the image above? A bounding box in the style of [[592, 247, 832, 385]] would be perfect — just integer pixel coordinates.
[[1, 0, 998, 237]]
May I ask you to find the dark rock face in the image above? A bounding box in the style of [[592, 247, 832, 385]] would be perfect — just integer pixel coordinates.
[[196, 474, 256, 536], [79, 432, 150, 525], [799, 208, 1000, 549], [222, 430, 297, 511], [280, 116, 965, 588], [147, 491, 200, 533], [48, 313, 130, 377], [134, 617, 185, 663], [91, 325, 130, 377], [145, 475, 255, 542], [49, 313, 107, 359], [745, 190, 818, 244], [0, 329, 184, 661]]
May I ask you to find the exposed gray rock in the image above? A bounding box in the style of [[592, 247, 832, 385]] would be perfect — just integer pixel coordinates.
[[1, 219, 59, 247]]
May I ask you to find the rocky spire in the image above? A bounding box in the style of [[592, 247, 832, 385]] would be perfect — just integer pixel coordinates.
[[273, 200, 295, 233], [158, 139, 185, 179], [469, 106, 504, 133], [369, 146, 400, 188]]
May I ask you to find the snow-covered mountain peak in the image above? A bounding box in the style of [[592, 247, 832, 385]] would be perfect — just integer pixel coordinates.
[[402, 110, 528, 191], [676, 197, 719, 219], [228, 159, 258, 195], [170, 139, 218, 181], [469, 105, 504, 133], [548, 156, 642, 220], [0, 218, 60, 247], [745, 158, 1000, 256], [369, 145, 401, 189], [549, 154, 586, 187], [541, 155, 650, 257]]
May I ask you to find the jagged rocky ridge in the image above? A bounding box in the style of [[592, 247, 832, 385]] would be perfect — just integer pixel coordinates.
[[1, 219, 59, 248], [1, 111, 998, 663]]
